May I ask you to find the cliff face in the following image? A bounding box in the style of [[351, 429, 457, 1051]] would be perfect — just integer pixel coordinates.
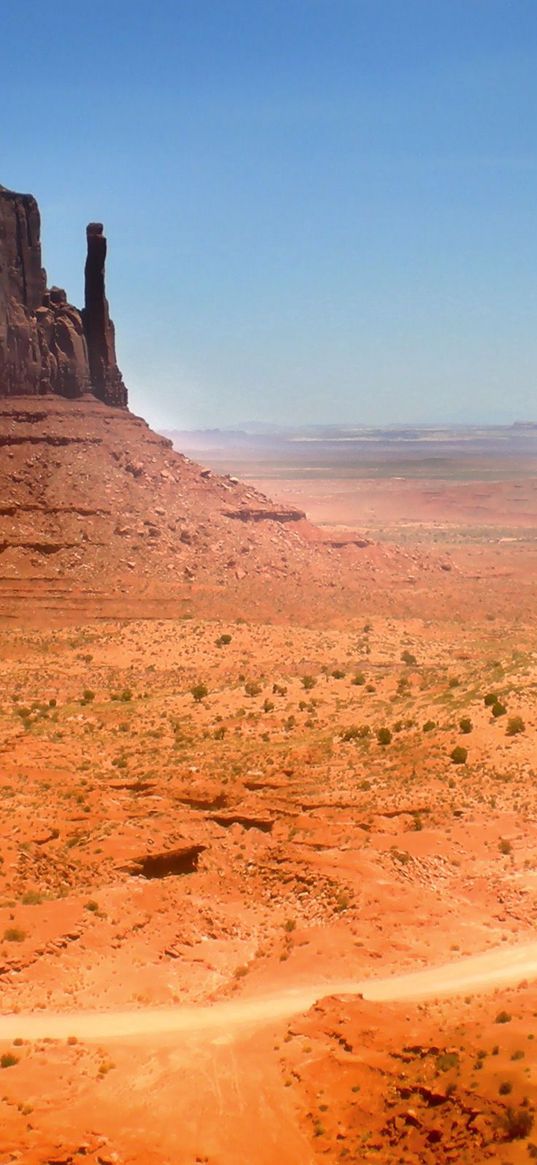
[[0, 186, 127, 406]]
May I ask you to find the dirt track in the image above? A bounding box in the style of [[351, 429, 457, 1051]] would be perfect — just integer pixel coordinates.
[[2, 940, 536, 1043]]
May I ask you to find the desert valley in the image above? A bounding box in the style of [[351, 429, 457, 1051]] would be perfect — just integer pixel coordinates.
[[1, 184, 537, 1165]]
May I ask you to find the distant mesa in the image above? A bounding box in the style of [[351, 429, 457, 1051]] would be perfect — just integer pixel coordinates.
[[0, 185, 127, 406]]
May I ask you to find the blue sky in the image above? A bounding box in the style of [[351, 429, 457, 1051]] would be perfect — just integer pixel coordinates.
[[3, 0, 537, 427]]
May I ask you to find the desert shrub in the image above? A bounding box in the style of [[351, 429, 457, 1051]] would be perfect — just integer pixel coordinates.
[[448, 677, 460, 688], [82, 689, 95, 703], [435, 1050, 460, 1072], [120, 689, 133, 702], [244, 681, 261, 697], [341, 725, 370, 742], [423, 720, 436, 733], [84, 900, 99, 913], [492, 701, 507, 718], [450, 746, 468, 765], [495, 1010, 512, 1024], [216, 634, 232, 647], [502, 1107, 534, 1141], [0, 1053, 18, 1069], [301, 675, 316, 691], [459, 717, 473, 734], [401, 650, 417, 666], [484, 692, 499, 707], [376, 727, 392, 746], [507, 716, 525, 736], [21, 891, 42, 906], [263, 699, 274, 713], [499, 839, 512, 856], [3, 928, 26, 943], [191, 683, 208, 702], [499, 1081, 513, 1096], [351, 672, 365, 686], [332, 668, 345, 679]]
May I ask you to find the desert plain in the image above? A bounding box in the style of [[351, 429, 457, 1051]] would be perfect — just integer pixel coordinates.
[[0, 423, 536, 1164]]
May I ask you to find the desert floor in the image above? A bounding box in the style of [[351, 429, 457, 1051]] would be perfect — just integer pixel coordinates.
[[2, 449, 537, 1163]]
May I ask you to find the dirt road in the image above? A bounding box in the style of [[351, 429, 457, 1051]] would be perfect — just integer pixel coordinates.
[[2, 940, 536, 1043]]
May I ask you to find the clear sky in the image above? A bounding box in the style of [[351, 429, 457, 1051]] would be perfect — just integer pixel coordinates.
[[3, 1, 537, 428]]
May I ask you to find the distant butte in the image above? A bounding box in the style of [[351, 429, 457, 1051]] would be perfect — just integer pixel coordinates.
[[0, 185, 127, 405]]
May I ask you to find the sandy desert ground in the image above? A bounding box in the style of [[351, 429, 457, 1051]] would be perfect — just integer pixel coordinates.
[[1, 434, 537, 1163]]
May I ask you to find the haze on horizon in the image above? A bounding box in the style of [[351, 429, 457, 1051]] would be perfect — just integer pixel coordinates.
[[3, 0, 537, 431]]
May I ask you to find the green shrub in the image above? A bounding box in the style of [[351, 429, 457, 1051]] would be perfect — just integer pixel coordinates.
[[401, 650, 417, 666], [423, 720, 436, 733], [376, 727, 392, 746], [3, 927, 26, 943], [191, 683, 208, 702], [492, 701, 507, 718], [351, 672, 365, 686], [450, 746, 468, 765], [216, 634, 232, 646], [0, 1053, 18, 1069], [484, 692, 498, 707], [459, 717, 473, 734], [301, 675, 316, 691]]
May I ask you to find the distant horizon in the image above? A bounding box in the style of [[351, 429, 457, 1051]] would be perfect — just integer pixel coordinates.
[[158, 417, 537, 434]]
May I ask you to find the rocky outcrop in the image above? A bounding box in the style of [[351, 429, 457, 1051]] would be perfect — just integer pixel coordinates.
[[82, 223, 127, 407], [0, 185, 126, 406]]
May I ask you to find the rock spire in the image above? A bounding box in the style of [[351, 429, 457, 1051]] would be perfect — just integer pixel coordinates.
[[0, 185, 127, 405]]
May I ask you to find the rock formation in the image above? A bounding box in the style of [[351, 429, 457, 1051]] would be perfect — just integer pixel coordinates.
[[82, 223, 127, 407], [0, 185, 127, 406]]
